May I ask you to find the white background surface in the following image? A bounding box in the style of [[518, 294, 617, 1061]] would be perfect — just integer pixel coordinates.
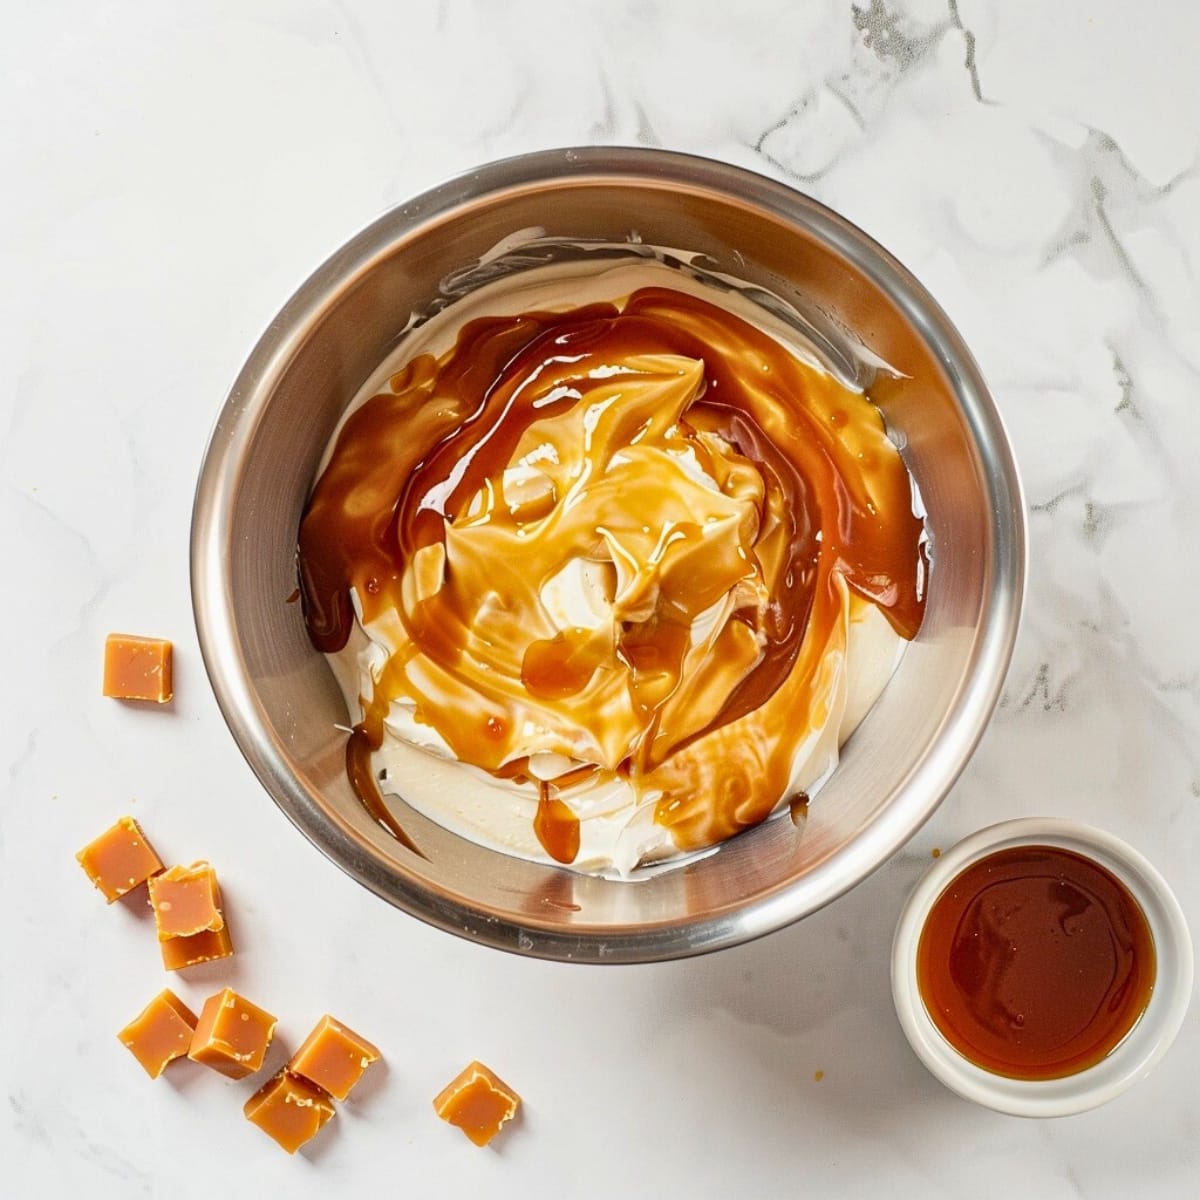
[[3, 1, 1199, 1195]]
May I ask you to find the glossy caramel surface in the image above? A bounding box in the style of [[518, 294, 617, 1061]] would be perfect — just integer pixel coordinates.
[[298, 287, 926, 859], [433, 1061, 520, 1147], [76, 816, 164, 903], [917, 845, 1156, 1080], [117, 990, 198, 1079], [288, 1014, 381, 1101]]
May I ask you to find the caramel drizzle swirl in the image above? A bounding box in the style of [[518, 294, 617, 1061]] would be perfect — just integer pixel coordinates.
[[297, 287, 925, 860]]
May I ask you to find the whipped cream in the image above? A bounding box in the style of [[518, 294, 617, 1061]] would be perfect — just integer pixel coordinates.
[[300, 256, 925, 877]]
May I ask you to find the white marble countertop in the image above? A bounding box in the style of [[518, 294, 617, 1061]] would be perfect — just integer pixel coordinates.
[[4, 1, 1199, 1195]]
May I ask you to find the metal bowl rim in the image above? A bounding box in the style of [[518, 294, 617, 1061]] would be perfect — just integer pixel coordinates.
[[190, 146, 1027, 963]]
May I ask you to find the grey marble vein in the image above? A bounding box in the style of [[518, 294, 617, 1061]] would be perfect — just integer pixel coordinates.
[[946, 0, 986, 102], [851, 0, 943, 71]]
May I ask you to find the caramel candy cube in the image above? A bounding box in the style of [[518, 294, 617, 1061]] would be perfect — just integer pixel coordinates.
[[160, 923, 235, 970], [118, 989, 198, 1079], [159, 878, 234, 970], [148, 862, 223, 941], [433, 1061, 521, 1147], [244, 1070, 336, 1154], [288, 1014, 381, 1101], [102, 633, 173, 703], [76, 816, 164, 902], [188, 988, 277, 1079]]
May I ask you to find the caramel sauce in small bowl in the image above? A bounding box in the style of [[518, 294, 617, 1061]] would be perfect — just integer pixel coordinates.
[[892, 819, 1193, 1116]]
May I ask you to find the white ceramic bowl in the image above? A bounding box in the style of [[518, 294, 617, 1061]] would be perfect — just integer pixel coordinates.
[[892, 818, 1193, 1116]]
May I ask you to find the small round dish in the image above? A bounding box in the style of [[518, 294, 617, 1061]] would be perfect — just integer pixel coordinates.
[[892, 818, 1193, 1117]]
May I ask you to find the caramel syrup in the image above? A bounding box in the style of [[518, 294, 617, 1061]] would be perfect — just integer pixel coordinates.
[[297, 286, 927, 860], [533, 783, 581, 865], [917, 845, 1156, 1080]]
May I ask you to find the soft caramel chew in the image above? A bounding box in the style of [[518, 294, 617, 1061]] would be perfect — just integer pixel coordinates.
[[433, 1060, 521, 1147], [76, 816, 164, 902], [188, 988, 277, 1079], [244, 1070, 336, 1154], [118, 989, 198, 1079], [148, 862, 223, 941], [287, 1014, 381, 1101], [102, 633, 173, 703], [160, 922, 234, 970], [159, 878, 233, 970]]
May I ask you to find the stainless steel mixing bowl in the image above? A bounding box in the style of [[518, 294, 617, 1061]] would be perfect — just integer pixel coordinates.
[[191, 147, 1025, 963]]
